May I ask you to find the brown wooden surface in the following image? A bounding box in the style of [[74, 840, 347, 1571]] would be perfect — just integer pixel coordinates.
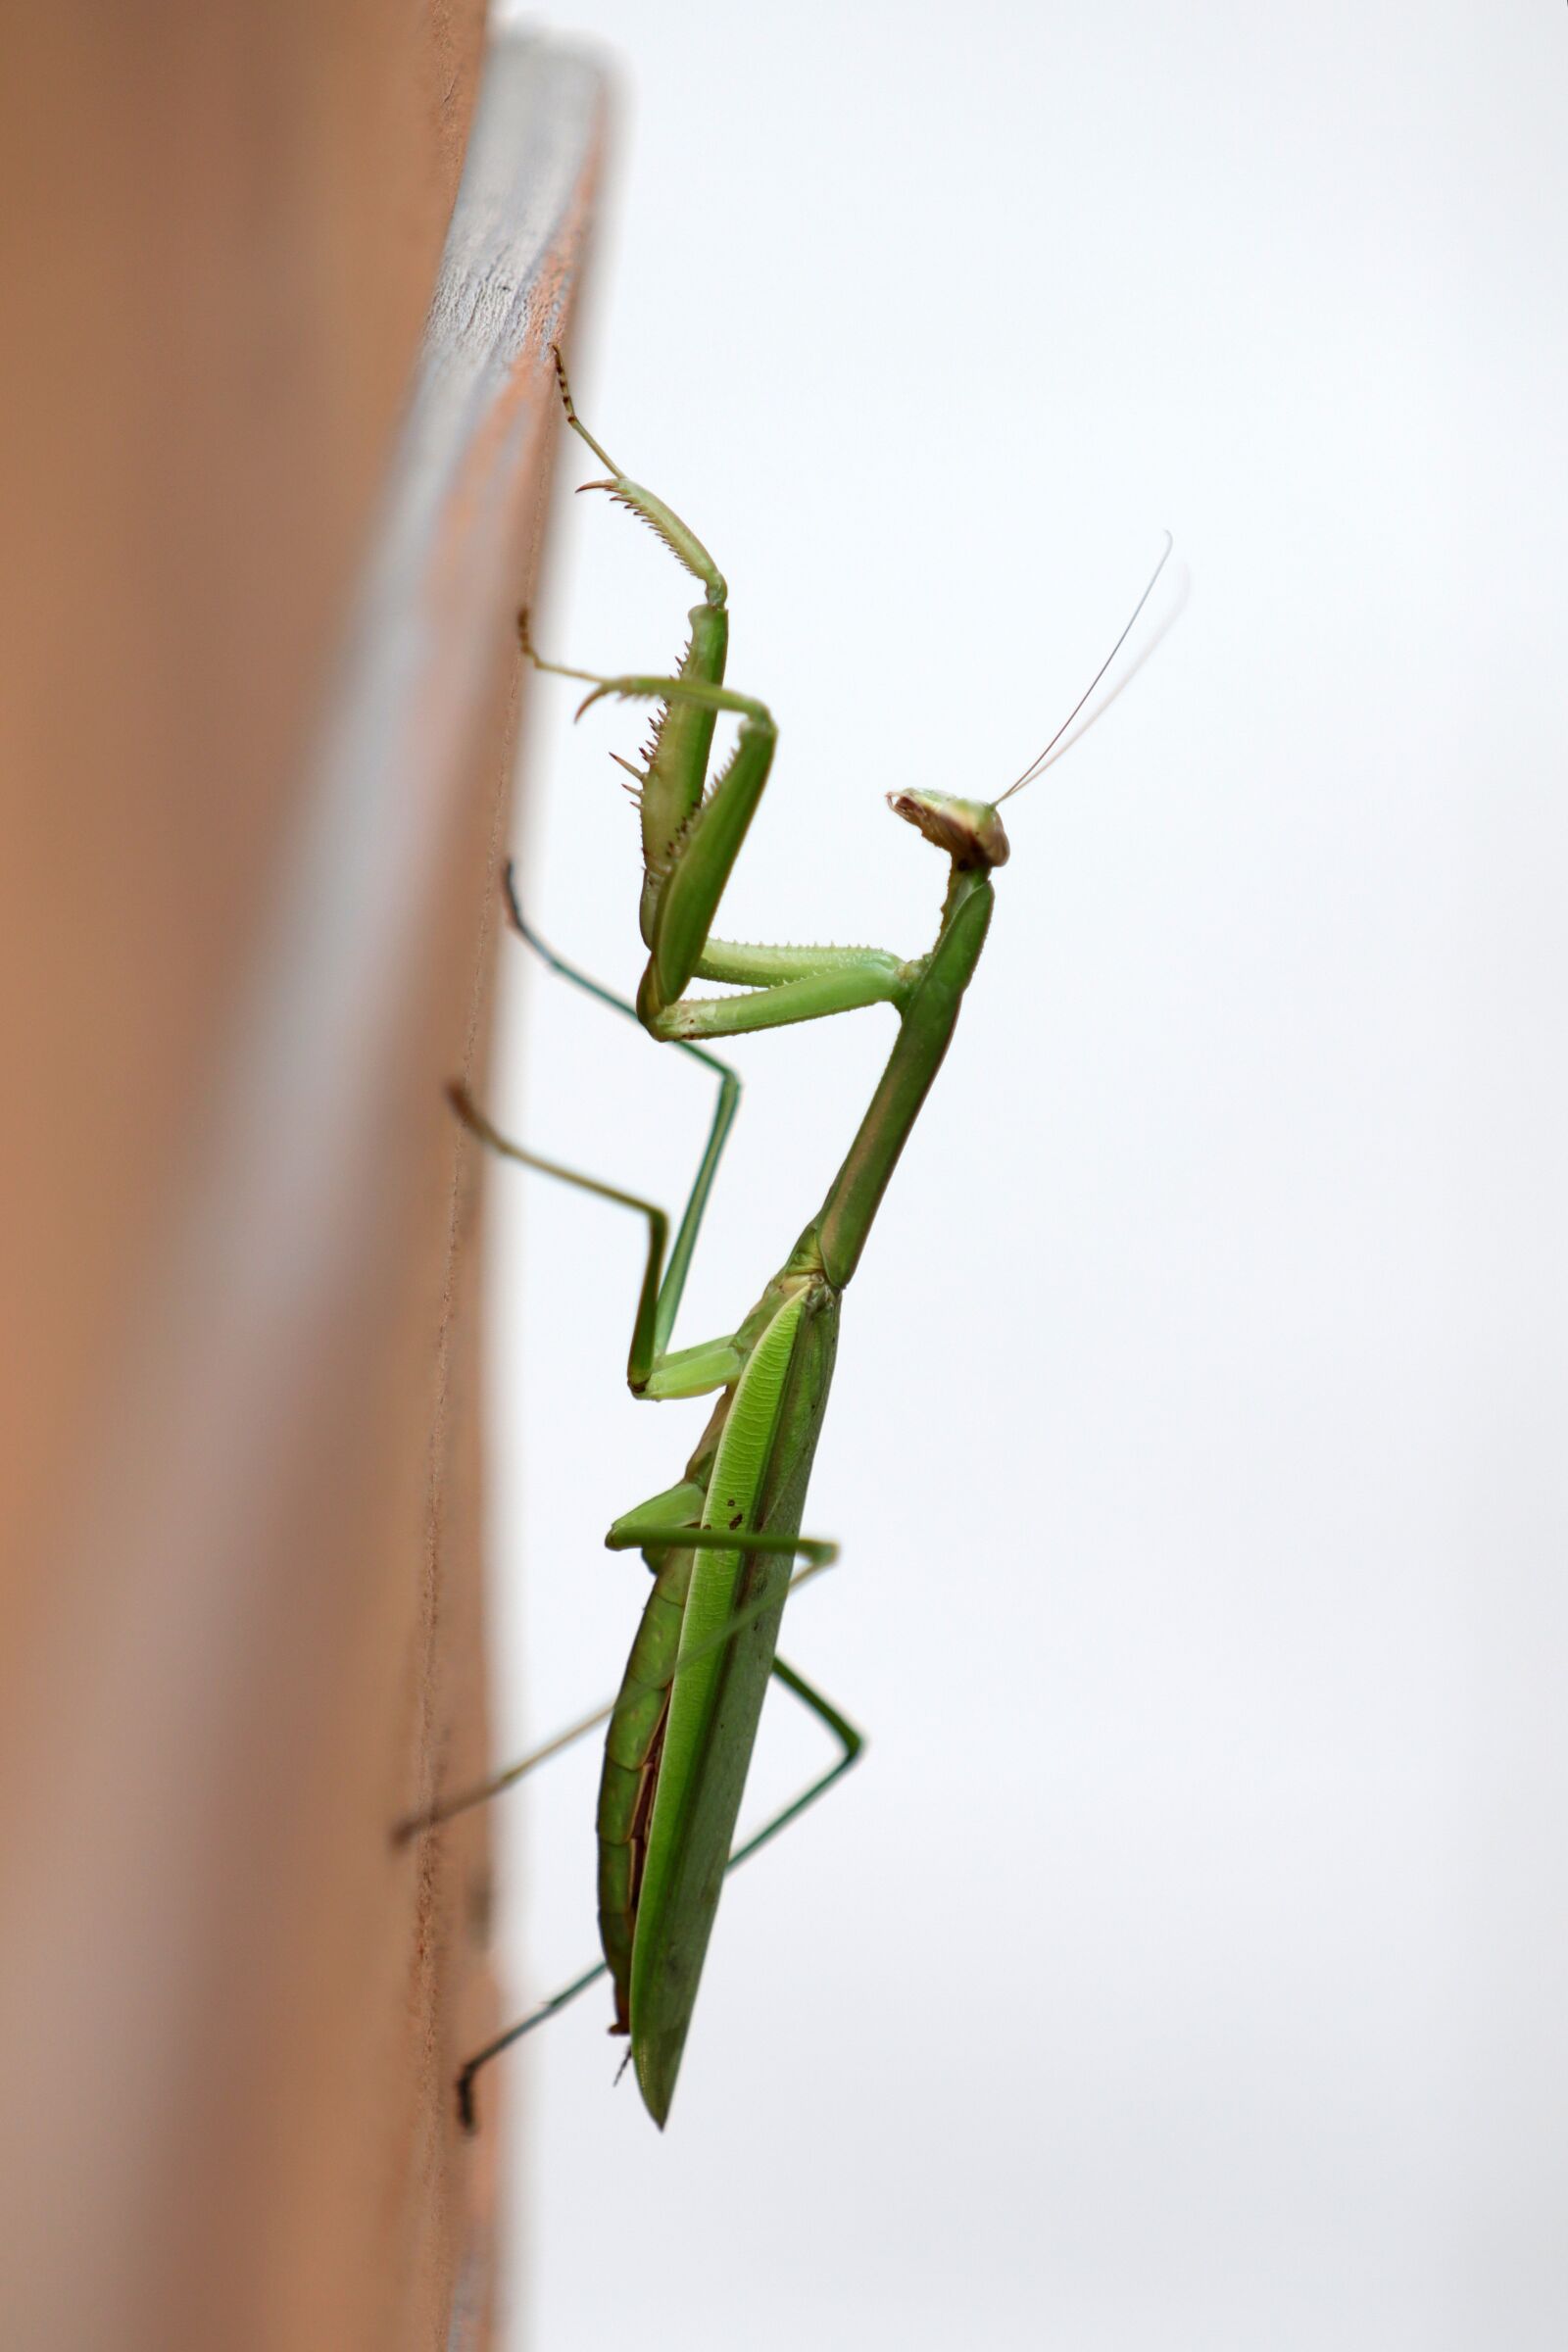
[[0, 0, 484, 1606], [0, 24, 605, 2351]]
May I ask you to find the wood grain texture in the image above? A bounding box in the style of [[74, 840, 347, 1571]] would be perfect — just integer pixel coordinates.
[[0, 27, 606, 2352]]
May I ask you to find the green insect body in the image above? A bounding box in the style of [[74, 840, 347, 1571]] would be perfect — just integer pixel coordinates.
[[589, 841, 999, 2121], [431, 352, 1169, 2130]]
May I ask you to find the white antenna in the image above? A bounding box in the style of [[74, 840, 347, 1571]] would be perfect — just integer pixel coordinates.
[[996, 531, 1173, 805]]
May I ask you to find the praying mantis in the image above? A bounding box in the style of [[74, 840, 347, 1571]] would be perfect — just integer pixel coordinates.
[[407, 351, 1170, 2131]]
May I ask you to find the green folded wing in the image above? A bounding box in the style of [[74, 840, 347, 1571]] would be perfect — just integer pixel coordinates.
[[630, 1280, 840, 2124]]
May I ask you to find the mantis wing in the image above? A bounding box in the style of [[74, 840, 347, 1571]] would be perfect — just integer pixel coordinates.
[[630, 1281, 841, 2124]]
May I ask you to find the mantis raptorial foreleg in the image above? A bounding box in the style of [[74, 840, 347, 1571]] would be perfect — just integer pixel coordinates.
[[532, 350, 921, 1038], [517, 634, 912, 1038], [549, 344, 733, 976]]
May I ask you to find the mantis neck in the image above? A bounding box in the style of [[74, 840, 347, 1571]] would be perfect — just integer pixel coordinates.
[[814, 864, 996, 1292]]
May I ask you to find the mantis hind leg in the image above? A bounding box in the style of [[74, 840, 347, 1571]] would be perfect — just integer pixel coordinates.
[[410, 1537, 839, 1845], [726, 1657, 864, 1873], [453, 1653, 863, 2132], [394, 1694, 615, 1843]]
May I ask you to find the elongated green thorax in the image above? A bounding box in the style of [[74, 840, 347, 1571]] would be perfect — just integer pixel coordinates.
[[819, 860, 995, 1290]]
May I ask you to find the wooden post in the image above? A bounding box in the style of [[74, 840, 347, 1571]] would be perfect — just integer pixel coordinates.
[[0, 25, 605, 2349]]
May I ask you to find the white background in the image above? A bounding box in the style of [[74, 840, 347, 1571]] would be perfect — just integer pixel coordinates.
[[484, 6, 1567, 2345]]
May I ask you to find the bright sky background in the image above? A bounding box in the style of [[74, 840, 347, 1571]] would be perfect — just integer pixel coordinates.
[[483, 6, 1567, 2345]]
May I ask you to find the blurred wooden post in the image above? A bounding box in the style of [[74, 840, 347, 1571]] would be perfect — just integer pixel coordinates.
[[0, 23, 605, 2350]]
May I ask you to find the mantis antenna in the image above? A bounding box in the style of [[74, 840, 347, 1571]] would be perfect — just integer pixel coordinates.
[[995, 529, 1173, 805]]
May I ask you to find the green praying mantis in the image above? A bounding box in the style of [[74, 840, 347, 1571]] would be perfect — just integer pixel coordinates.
[[404, 351, 1170, 2131]]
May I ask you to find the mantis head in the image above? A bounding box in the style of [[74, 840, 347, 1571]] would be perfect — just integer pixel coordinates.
[[884, 528, 1172, 883], [886, 791, 1011, 870]]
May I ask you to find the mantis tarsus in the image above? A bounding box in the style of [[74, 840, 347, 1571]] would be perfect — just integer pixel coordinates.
[[411, 350, 1170, 2131]]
